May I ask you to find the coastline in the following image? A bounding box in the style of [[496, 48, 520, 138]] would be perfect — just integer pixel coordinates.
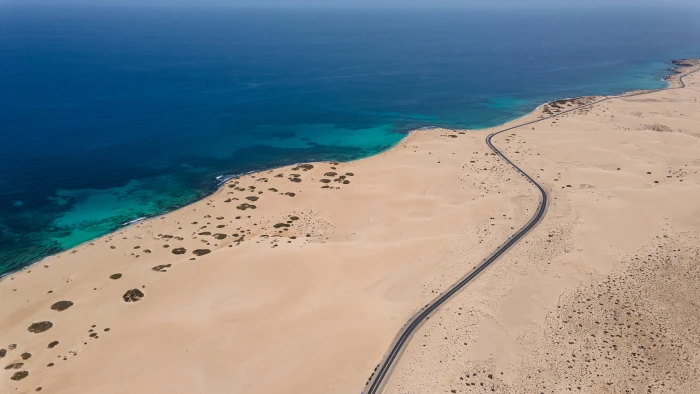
[[1, 59, 690, 281], [2, 58, 700, 394]]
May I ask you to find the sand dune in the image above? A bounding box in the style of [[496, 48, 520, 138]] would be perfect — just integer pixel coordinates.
[[2, 60, 700, 394]]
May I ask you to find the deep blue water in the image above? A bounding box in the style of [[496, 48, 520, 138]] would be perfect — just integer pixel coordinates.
[[1, 7, 699, 275]]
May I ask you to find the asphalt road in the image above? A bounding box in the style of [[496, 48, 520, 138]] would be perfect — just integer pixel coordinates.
[[361, 66, 697, 394]]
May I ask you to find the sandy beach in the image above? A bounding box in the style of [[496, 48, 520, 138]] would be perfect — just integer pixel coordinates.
[[2, 59, 700, 394]]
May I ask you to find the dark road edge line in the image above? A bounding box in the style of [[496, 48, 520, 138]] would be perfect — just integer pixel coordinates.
[[362, 65, 698, 394]]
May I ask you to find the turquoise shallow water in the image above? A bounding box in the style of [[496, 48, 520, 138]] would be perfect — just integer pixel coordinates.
[[1, 7, 700, 275]]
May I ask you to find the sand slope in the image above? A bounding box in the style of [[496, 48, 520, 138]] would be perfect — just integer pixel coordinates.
[[0, 122, 535, 393]]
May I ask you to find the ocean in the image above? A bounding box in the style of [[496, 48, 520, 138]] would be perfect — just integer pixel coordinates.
[[1, 6, 699, 275]]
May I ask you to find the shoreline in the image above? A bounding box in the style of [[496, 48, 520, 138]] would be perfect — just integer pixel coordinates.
[[1, 58, 700, 394], [0, 58, 694, 282]]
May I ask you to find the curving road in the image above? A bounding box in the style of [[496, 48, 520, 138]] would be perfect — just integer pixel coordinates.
[[361, 65, 698, 394]]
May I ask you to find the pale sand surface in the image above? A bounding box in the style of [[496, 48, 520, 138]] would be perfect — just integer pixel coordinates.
[[385, 61, 700, 393], [2, 61, 700, 394]]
